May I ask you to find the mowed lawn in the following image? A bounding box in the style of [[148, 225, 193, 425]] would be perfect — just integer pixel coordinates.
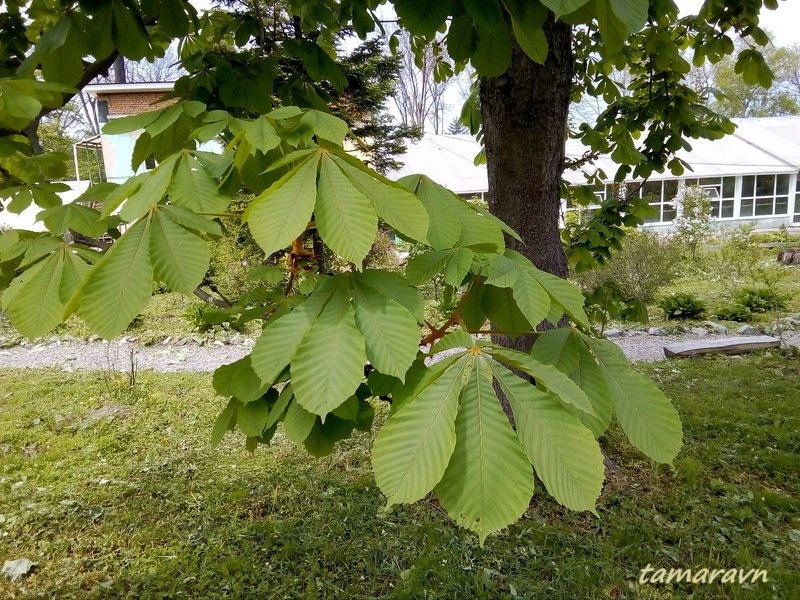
[[0, 355, 798, 599]]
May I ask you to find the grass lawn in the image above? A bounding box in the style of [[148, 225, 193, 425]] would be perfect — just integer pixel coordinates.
[[0, 356, 798, 599]]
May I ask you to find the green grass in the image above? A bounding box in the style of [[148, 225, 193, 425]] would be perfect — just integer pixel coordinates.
[[1, 357, 798, 599]]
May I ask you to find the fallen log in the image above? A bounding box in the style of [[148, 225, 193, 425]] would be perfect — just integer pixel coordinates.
[[664, 336, 781, 358]]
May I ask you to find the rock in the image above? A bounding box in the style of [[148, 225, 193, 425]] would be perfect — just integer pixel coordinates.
[[604, 328, 623, 338], [174, 339, 188, 347], [702, 321, 728, 335], [648, 327, 665, 336], [736, 325, 761, 336], [161, 336, 173, 345], [690, 327, 708, 337]]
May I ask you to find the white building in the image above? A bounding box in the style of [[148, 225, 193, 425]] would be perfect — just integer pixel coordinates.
[[389, 117, 800, 230]]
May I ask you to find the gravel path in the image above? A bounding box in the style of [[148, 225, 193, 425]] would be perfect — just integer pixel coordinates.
[[1, 331, 798, 373]]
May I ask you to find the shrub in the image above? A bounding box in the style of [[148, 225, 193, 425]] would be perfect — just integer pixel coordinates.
[[673, 185, 712, 261], [734, 287, 788, 313], [572, 229, 682, 306], [714, 303, 752, 323], [658, 292, 706, 320]]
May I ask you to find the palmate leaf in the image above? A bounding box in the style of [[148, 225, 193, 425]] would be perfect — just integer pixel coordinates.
[[330, 154, 429, 243], [291, 278, 368, 416], [316, 154, 377, 265], [483, 346, 595, 417], [3, 251, 64, 338], [244, 155, 320, 257], [397, 175, 461, 250], [406, 247, 473, 286], [168, 152, 229, 214], [78, 218, 154, 339], [352, 278, 419, 380], [150, 208, 210, 295], [490, 361, 604, 513], [435, 356, 534, 545], [37, 203, 107, 237], [355, 270, 424, 324], [583, 335, 683, 464], [372, 355, 472, 505], [531, 328, 613, 437], [250, 276, 337, 385]]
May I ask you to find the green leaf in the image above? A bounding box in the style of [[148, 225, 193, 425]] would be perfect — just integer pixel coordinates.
[[331, 155, 429, 243], [435, 356, 534, 544], [481, 285, 531, 338], [237, 396, 271, 437], [484, 346, 595, 417], [393, 0, 451, 37], [372, 355, 472, 506], [292, 279, 367, 416], [352, 279, 419, 380], [571, 337, 613, 437], [149, 208, 210, 295], [596, 0, 629, 55], [78, 218, 154, 339], [213, 358, 268, 403], [120, 155, 178, 222], [539, 0, 592, 18], [397, 175, 461, 250], [443, 247, 473, 286], [584, 337, 682, 464], [37, 203, 106, 237], [4, 252, 64, 337], [355, 270, 425, 323], [283, 400, 317, 444], [211, 399, 238, 448], [244, 154, 320, 257], [506, 0, 548, 63], [472, 23, 513, 77], [168, 153, 229, 214], [491, 361, 604, 513], [315, 155, 377, 265], [250, 276, 337, 385], [237, 117, 281, 154], [406, 250, 451, 285], [300, 111, 349, 145], [529, 327, 580, 375], [609, 0, 648, 33]]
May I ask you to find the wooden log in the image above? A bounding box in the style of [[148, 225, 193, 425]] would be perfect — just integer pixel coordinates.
[[664, 336, 781, 358]]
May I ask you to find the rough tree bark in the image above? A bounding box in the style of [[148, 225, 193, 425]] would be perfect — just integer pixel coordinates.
[[480, 18, 574, 355]]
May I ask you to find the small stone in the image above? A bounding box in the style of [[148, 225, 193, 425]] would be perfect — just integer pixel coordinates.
[[702, 321, 728, 335], [213, 340, 226, 347], [161, 336, 172, 345], [174, 339, 188, 347], [690, 327, 708, 337], [604, 328, 622, 338], [648, 327, 665, 336], [736, 325, 761, 336], [2, 558, 36, 581]]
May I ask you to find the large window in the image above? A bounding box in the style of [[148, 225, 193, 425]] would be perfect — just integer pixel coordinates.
[[640, 179, 679, 223], [740, 174, 790, 217], [684, 176, 735, 218], [794, 173, 800, 224]]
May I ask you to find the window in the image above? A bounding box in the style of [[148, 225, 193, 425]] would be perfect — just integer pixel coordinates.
[[795, 172, 800, 224], [685, 176, 735, 218], [740, 174, 790, 217], [639, 179, 679, 223]]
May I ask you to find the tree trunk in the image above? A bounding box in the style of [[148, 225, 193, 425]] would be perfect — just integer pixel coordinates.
[[480, 17, 574, 355]]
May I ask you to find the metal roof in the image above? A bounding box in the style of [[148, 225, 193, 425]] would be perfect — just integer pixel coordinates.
[[388, 116, 800, 194]]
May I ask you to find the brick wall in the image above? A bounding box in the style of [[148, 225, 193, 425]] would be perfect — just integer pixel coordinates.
[[98, 92, 176, 116]]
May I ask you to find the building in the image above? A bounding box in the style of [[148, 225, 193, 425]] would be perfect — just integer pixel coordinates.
[[388, 117, 800, 230], [84, 82, 178, 185]]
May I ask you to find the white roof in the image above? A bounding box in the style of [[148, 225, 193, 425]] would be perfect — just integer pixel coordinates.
[[84, 82, 175, 95], [389, 116, 800, 192]]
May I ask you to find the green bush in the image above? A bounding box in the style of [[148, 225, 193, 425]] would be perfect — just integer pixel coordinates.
[[572, 229, 682, 307], [658, 292, 706, 320], [734, 287, 788, 313], [714, 303, 752, 322]]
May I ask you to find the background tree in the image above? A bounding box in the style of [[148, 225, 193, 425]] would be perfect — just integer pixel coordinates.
[[391, 30, 453, 134], [689, 42, 800, 117]]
